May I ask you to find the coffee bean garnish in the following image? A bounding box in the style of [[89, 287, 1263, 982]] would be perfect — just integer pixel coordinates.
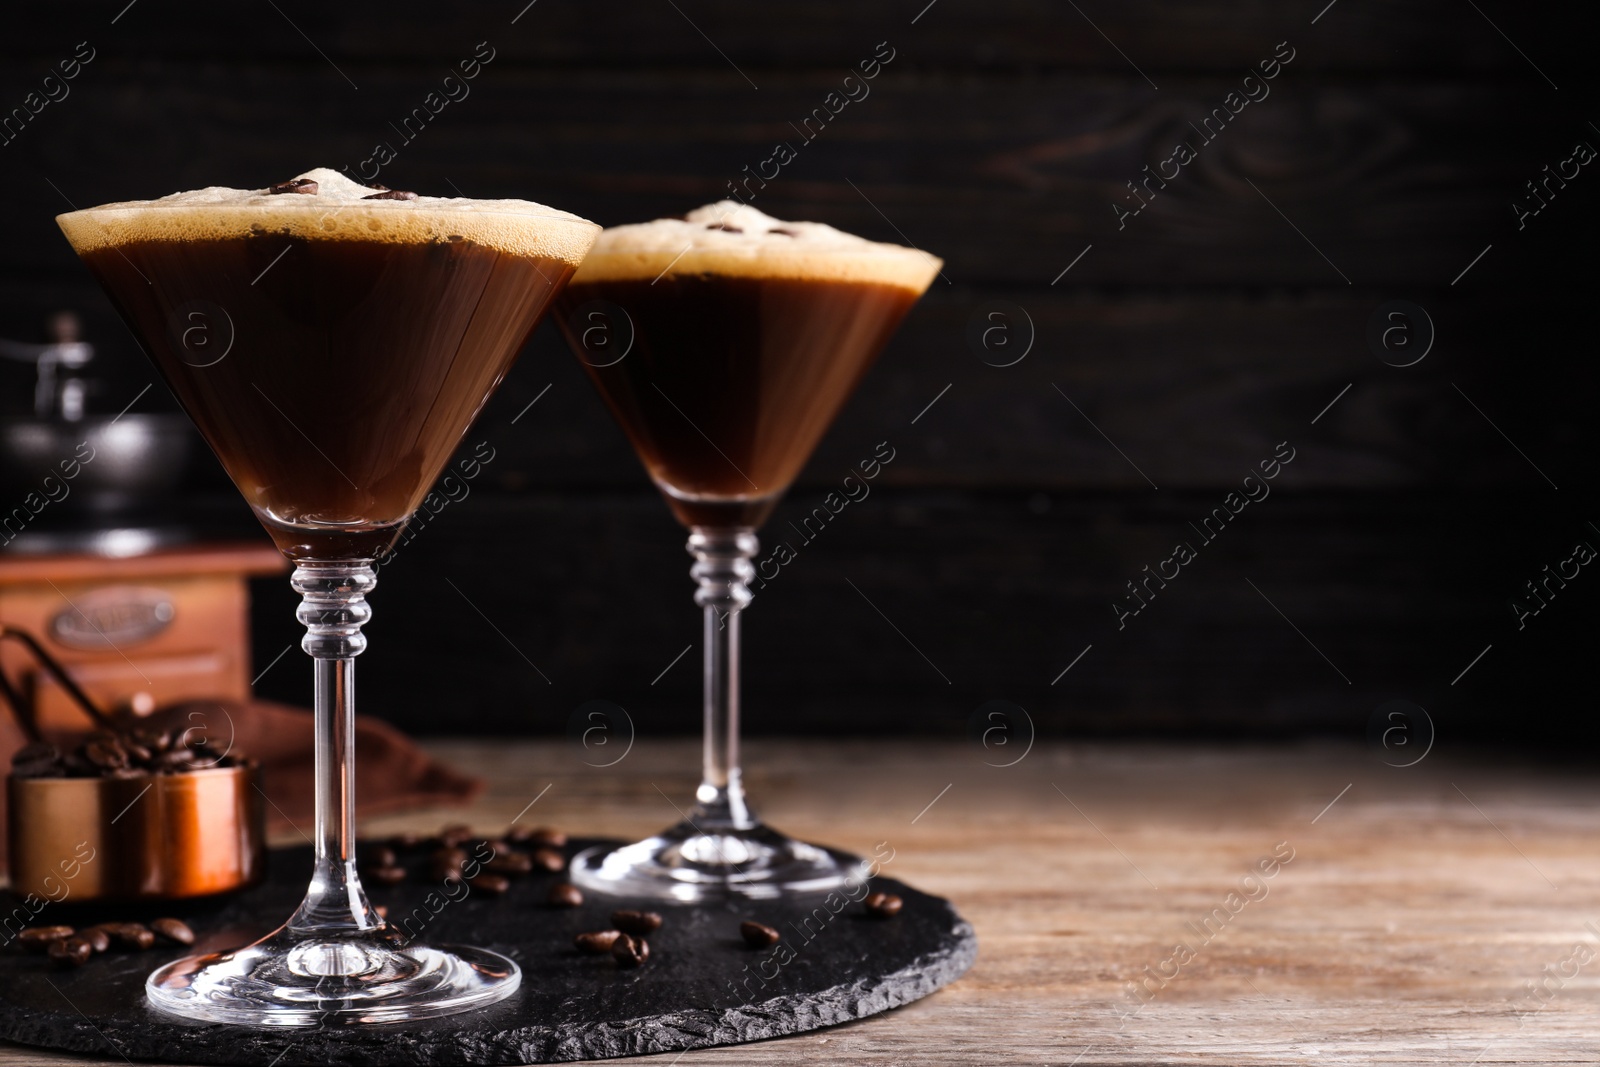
[[485, 851, 534, 876], [611, 910, 662, 936], [17, 925, 74, 950], [48, 937, 92, 967], [366, 183, 390, 192], [546, 882, 583, 908], [468, 873, 511, 895], [268, 178, 319, 195], [770, 226, 800, 237], [150, 918, 195, 946], [864, 891, 903, 919], [740, 921, 781, 948], [704, 222, 743, 232], [611, 933, 649, 969], [363, 189, 418, 201], [531, 848, 566, 873], [574, 929, 620, 954], [366, 864, 408, 886]]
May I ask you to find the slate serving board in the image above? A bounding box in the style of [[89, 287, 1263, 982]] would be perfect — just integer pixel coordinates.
[[0, 841, 976, 1064]]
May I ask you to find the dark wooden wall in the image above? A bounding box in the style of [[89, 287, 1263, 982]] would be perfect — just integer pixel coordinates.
[[1, 2, 1595, 748]]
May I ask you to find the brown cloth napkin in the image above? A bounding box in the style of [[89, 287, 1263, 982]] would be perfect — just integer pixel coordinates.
[[0, 699, 480, 866]]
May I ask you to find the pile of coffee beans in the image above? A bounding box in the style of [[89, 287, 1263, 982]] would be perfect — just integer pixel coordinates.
[[17, 918, 194, 968], [9, 728, 242, 780], [359, 824, 578, 902]]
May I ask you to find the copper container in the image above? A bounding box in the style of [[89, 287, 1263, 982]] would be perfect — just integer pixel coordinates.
[[7, 764, 265, 901], [1, 623, 265, 902]]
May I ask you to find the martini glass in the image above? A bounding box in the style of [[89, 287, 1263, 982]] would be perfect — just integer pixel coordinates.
[[58, 180, 598, 1024], [554, 209, 939, 900]]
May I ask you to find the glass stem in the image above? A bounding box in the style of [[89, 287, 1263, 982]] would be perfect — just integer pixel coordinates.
[[688, 527, 758, 832], [286, 561, 382, 937]]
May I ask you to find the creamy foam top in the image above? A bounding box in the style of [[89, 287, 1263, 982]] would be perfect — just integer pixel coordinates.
[[57, 168, 598, 264], [570, 201, 942, 291]]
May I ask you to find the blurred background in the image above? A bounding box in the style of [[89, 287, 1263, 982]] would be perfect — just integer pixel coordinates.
[[0, 1, 1594, 751]]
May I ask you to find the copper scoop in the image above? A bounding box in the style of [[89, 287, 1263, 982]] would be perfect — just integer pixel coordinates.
[[2, 625, 264, 902]]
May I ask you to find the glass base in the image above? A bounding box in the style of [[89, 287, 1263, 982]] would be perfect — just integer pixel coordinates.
[[145, 929, 520, 1026], [569, 820, 860, 901]]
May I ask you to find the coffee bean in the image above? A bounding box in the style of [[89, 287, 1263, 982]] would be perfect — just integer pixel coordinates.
[[864, 892, 903, 919], [150, 918, 195, 946], [367, 865, 407, 886], [468, 873, 510, 895], [362, 844, 398, 869], [485, 851, 534, 875], [84, 738, 128, 770], [546, 883, 583, 908], [770, 227, 800, 237], [13, 742, 58, 765], [704, 222, 743, 233], [48, 937, 92, 967], [366, 183, 390, 192], [574, 930, 620, 954], [81, 928, 110, 953], [17, 925, 74, 950], [740, 921, 780, 948], [103, 922, 156, 950], [611, 933, 649, 968], [531, 848, 566, 873], [508, 825, 567, 847], [611, 910, 663, 936], [269, 178, 319, 195], [438, 825, 473, 847], [363, 190, 418, 201]]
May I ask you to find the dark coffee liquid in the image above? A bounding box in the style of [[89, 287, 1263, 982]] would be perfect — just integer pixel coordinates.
[[556, 274, 920, 528], [80, 234, 575, 560]]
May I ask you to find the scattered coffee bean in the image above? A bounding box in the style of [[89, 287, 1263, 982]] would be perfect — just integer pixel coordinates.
[[81, 928, 110, 953], [17, 925, 74, 950], [546, 883, 583, 908], [468, 873, 510, 895], [574, 930, 620, 954], [485, 851, 534, 875], [269, 178, 319, 195], [363, 189, 418, 201], [103, 922, 156, 950], [362, 844, 398, 869], [48, 937, 92, 967], [740, 921, 781, 948], [150, 918, 195, 946], [508, 825, 566, 847], [612, 933, 649, 968], [367, 865, 407, 886], [438, 825, 473, 847], [864, 892, 903, 919], [611, 910, 663, 936], [531, 848, 566, 873]]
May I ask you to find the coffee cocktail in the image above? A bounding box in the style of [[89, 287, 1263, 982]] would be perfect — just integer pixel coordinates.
[[555, 202, 939, 899], [59, 169, 598, 1025]]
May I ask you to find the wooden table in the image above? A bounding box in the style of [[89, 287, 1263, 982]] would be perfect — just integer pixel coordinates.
[[3, 740, 1596, 1065]]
